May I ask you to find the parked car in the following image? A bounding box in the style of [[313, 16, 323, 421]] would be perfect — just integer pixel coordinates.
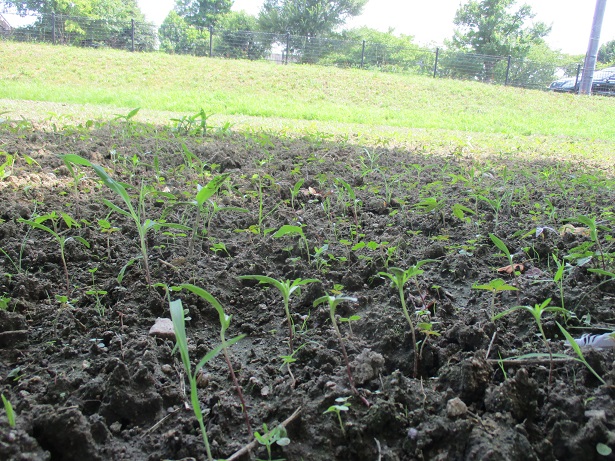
[[549, 66, 615, 94]]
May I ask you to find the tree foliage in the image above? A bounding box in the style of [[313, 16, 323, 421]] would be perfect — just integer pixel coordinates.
[[159, 10, 210, 56], [258, 0, 367, 37], [2, 0, 145, 20], [598, 39, 615, 65], [450, 0, 550, 58], [174, 0, 232, 28], [213, 11, 268, 60], [320, 27, 433, 73]]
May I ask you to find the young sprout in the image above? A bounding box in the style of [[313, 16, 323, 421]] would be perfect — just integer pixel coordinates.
[[472, 278, 518, 318], [254, 423, 291, 461], [170, 298, 244, 461], [63, 154, 190, 285], [273, 224, 311, 264], [173, 283, 252, 435], [189, 173, 230, 256], [313, 293, 369, 406], [323, 396, 351, 435], [379, 260, 435, 378], [489, 233, 521, 275], [238, 276, 319, 353], [493, 298, 570, 385], [556, 322, 606, 384], [279, 343, 306, 388], [18, 211, 90, 294], [1, 393, 16, 428]]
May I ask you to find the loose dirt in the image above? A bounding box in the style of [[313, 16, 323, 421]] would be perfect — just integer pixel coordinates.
[[0, 120, 614, 461]]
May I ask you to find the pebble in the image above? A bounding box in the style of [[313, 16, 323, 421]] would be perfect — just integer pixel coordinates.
[[446, 397, 468, 418], [148, 318, 175, 340]]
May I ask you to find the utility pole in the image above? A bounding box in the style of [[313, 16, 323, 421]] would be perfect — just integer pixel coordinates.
[[579, 0, 608, 95]]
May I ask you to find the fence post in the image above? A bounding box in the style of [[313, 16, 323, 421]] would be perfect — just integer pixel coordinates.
[[52, 13, 56, 44], [574, 63, 582, 93], [360, 40, 366, 69], [209, 25, 213, 57], [504, 55, 511, 85], [131, 19, 135, 52], [433, 48, 439, 78], [285, 32, 290, 64]]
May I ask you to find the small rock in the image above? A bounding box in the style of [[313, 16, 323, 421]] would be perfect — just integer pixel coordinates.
[[148, 318, 175, 340], [447, 397, 468, 418], [160, 364, 173, 375], [261, 385, 270, 397]]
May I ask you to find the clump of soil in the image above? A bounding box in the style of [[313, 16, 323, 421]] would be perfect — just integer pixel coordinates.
[[0, 120, 614, 461]]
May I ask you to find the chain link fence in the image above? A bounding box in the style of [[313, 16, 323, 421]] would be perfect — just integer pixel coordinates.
[[0, 12, 594, 93]]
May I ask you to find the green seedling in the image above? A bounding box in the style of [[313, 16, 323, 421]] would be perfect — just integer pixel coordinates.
[[239, 276, 319, 352], [170, 298, 243, 461], [1, 394, 15, 428], [314, 294, 369, 407], [254, 423, 291, 461], [493, 298, 570, 385], [489, 233, 516, 272], [172, 284, 252, 435], [188, 173, 230, 256], [417, 321, 440, 359], [339, 315, 361, 336], [18, 211, 90, 294], [552, 255, 567, 310], [290, 178, 305, 210], [564, 215, 610, 271], [0, 294, 11, 311], [279, 343, 306, 387], [556, 321, 605, 384], [273, 225, 311, 263], [472, 278, 518, 318], [97, 217, 119, 259], [86, 267, 107, 316], [379, 260, 435, 378], [63, 154, 190, 285], [323, 396, 351, 435]]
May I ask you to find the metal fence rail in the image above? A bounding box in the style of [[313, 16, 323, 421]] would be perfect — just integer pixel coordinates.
[[0, 12, 592, 93]]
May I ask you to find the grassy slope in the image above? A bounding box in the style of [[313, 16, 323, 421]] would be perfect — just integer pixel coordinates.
[[1, 41, 614, 142]]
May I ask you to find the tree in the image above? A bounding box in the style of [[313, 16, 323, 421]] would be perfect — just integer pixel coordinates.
[[213, 11, 268, 60], [258, 0, 367, 37], [159, 10, 210, 56], [449, 0, 550, 80], [598, 39, 615, 65], [2, 0, 145, 19], [3, 0, 155, 50], [451, 0, 550, 56], [174, 0, 232, 28], [319, 27, 432, 73]]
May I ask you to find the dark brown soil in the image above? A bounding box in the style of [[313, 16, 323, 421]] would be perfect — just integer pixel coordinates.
[[0, 119, 614, 461]]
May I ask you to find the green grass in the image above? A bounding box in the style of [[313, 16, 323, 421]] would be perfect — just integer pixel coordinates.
[[1, 41, 614, 142]]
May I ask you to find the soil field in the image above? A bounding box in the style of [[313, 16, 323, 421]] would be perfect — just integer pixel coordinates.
[[0, 118, 614, 461]]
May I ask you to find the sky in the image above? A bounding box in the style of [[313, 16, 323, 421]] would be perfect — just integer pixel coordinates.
[[137, 1, 615, 56]]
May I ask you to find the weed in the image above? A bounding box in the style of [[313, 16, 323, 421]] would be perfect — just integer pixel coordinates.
[[169, 298, 244, 461], [273, 225, 311, 264], [379, 261, 435, 378], [86, 267, 107, 316], [493, 298, 570, 385], [323, 396, 351, 435], [472, 278, 518, 318], [238, 276, 319, 352], [63, 155, 190, 285], [254, 423, 291, 461], [1, 394, 15, 428], [172, 284, 252, 435], [556, 321, 605, 384], [314, 293, 369, 406], [18, 211, 90, 294]]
